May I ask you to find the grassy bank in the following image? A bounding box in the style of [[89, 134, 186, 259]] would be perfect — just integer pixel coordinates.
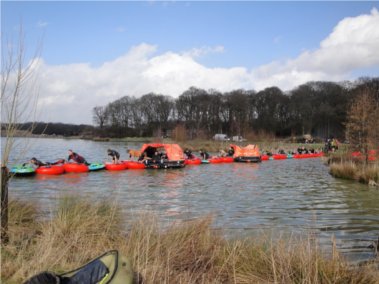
[[329, 161, 379, 186], [2, 196, 378, 283], [327, 151, 379, 186]]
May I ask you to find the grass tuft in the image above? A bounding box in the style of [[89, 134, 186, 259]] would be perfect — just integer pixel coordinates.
[[2, 196, 378, 283]]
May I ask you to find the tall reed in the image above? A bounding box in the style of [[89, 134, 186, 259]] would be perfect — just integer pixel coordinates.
[[2, 196, 378, 283]]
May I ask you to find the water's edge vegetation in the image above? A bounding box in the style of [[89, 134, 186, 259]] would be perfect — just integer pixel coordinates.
[[326, 153, 379, 187], [2, 196, 378, 283]]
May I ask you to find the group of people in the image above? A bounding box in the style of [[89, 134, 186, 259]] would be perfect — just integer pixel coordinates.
[[138, 150, 168, 166], [27, 149, 121, 168], [184, 147, 235, 160], [261, 146, 320, 156]]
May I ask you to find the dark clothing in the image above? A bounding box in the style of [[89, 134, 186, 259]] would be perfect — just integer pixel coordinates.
[[200, 151, 209, 160], [152, 153, 162, 163], [184, 149, 194, 159], [68, 152, 86, 164], [30, 158, 46, 167], [107, 150, 120, 160], [227, 148, 234, 157]]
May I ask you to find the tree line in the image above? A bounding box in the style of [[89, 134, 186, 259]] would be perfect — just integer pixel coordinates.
[[92, 78, 379, 140], [0, 122, 94, 137], [92, 77, 379, 140]]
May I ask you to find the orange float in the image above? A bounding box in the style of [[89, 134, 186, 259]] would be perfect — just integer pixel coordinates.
[[123, 161, 146, 170], [36, 165, 65, 175], [105, 163, 127, 171], [184, 158, 202, 165], [63, 163, 89, 173]]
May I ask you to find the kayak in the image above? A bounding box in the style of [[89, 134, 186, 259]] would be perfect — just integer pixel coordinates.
[[25, 250, 133, 284], [10, 165, 35, 176], [88, 162, 105, 171], [35, 165, 65, 175], [272, 154, 287, 160], [63, 163, 89, 173], [184, 158, 202, 165], [221, 157, 234, 163], [261, 155, 270, 161], [201, 160, 210, 164], [208, 157, 223, 164], [105, 162, 127, 171], [293, 153, 324, 159], [122, 161, 146, 170]]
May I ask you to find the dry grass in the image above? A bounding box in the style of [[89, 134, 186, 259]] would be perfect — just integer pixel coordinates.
[[329, 161, 358, 180], [329, 160, 379, 185], [2, 196, 378, 283]]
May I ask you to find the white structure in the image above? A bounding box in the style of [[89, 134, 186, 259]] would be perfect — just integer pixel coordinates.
[[213, 134, 230, 141]]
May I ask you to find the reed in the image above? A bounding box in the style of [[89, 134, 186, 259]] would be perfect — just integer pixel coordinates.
[[329, 161, 358, 180], [2, 196, 378, 283], [329, 159, 379, 185]]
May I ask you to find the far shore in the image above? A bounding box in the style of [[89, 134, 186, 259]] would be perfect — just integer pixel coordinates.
[[2, 132, 330, 153]]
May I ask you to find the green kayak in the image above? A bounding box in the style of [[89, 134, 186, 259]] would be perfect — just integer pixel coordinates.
[[10, 164, 36, 176]]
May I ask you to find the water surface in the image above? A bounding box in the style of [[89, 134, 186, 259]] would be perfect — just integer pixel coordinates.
[[5, 137, 379, 263]]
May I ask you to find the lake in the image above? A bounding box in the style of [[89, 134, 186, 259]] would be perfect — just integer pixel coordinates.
[[4, 137, 379, 263]]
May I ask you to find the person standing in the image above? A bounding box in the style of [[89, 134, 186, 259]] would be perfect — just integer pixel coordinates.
[[107, 149, 120, 164]]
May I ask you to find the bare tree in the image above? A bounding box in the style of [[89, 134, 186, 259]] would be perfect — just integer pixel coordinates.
[[345, 89, 379, 163], [1, 26, 41, 243], [92, 106, 107, 128]]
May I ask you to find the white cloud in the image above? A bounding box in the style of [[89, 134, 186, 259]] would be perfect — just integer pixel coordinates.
[[182, 45, 225, 58], [29, 8, 379, 124], [252, 7, 379, 89]]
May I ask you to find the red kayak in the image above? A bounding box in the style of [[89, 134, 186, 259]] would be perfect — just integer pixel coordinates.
[[221, 157, 234, 163], [63, 163, 89, 173], [184, 158, 202, 165], [122, 161, 146, 170], [208, 157, 223, 164], [261, 155, 270, 161], [105, 163, 127, 171], [36, 165, 65, 175], [293, 153, 323, 159], [272, 154, 287, 160]]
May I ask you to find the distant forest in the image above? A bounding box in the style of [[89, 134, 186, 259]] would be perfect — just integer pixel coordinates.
[[92, 77, 379, 140], [0, 122, 94, 137], [3, 78, 377, 140]]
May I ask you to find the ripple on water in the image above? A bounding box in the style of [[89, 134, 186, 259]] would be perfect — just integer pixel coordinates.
[[5, 138, 379, 263]]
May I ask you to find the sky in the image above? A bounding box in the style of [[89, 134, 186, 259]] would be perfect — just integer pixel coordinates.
[[2, 1, 379, 124]]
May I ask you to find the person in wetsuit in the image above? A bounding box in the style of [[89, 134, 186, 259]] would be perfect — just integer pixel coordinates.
[[227, 147, 235, 157], [67, 150, 88, 164], [29, 157, 46, 168], [138, 151, 151, 165], [199, 150, 210, 160], [107, 149, 120, 164], [184, 149, 194, 159], [28, 157, 66, 168]]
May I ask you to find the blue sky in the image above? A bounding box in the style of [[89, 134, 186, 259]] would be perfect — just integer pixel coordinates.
[[2, 1, 379, 124]]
